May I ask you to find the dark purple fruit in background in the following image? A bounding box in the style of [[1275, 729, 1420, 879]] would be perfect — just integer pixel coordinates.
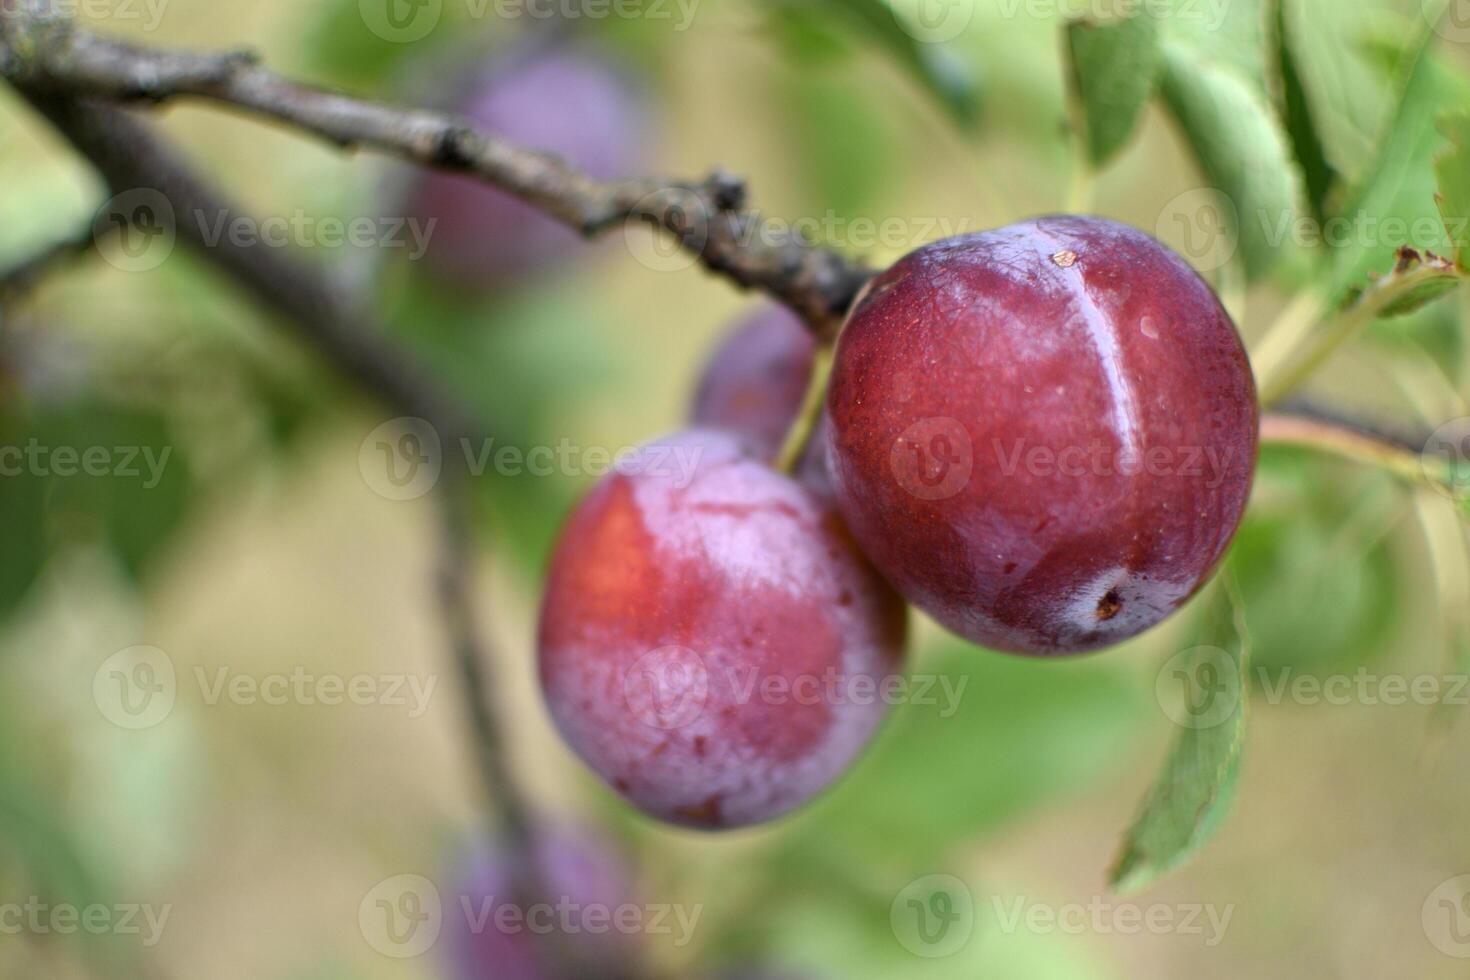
[[446, 828, 636, 980], [826, 216, 1258, 655], [689, 305, 834, 501], [538, 430, 906, 829], [405, 45, 647, 288], [691, 305, 815, 459]]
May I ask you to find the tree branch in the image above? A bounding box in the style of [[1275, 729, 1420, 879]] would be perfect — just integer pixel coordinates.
[[16, 91, 476, 442], [0, 2, 874, 337], [5, 58, 567, 915], [434, 471, 533, 847], [1262, 399, 1458, 497]]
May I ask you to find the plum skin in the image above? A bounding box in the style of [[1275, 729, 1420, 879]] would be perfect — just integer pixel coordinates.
[[405, 46, 646, 288], [690, 304, 815, 459], [825, 216, 1259, 655], [445, 828, 636, 980], [538, 430, 906, 829]]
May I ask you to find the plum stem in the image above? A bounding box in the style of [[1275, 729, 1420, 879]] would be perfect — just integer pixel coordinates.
[[775, 343, 835, 476]]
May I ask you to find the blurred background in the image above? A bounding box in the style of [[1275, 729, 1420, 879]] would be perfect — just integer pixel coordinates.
[[1, 0, 1470, 977]]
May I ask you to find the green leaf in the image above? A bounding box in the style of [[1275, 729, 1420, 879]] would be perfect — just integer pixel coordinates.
[[1109, 586, 1249, 893], [1158, 39, 1306, 279], [1065, 14, 1162, 168], [1343, 245, 1464, 318], [782, 70, 898, 217], [766, 0, 982, 126], [301, 0, 423, 89], [778, 643, 1149, 868], [1231, 453, 1400, 678], [0, 398, 193, 593], [1436, 111, 1470, 270], [29, 401, 191, 582], [1330, 10, 1469, 297], [1272, 0, 1340, 223]]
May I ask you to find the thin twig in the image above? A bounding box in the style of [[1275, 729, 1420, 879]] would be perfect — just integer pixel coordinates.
[[433, 471, 533, 848], [17, 92, 476, 444], [1263, 399, 1455, 494], [0, 2, 873, 337]]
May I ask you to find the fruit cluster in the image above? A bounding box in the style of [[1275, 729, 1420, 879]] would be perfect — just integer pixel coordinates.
[[532, 210, 1257, 827]]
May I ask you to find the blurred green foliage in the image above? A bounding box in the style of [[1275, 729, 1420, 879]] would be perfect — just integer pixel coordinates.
[[0, 0, 1469, 977]]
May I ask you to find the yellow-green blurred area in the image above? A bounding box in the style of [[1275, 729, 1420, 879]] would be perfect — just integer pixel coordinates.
[[1, 0, 1470, 977]]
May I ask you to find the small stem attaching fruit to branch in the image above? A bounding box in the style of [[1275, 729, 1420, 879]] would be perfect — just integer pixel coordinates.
[[775, 343, 834, 475]]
